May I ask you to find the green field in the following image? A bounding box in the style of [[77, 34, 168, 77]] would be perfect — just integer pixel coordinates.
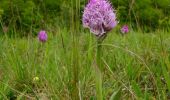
[[0, 30, 170, 99], [0, 0, 170, 99]]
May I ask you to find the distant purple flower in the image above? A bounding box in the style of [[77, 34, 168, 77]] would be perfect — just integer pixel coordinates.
[[121, 25, 129, 34], [38, 30, 47, 42], [83, 0, 117, 37]]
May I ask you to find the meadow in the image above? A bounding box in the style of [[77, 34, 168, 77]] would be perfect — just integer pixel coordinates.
[[0, 29, 170, 99], [0, 0, 170, 99]]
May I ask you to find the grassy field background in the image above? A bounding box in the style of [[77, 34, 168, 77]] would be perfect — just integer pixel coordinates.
[[0, 29, 170, 99], [0, 0, 170, 99]]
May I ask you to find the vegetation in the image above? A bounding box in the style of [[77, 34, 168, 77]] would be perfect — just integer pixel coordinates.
[[1, 30, 170, 99], [0, 0, 170, 99], [0, 0, 170, 36]]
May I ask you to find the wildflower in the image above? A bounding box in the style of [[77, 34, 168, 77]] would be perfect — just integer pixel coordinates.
[[121, 25, 129, 34], [33, 77, 40, 82], [38, 30, 47, 42], [82, 0, 117, 37]]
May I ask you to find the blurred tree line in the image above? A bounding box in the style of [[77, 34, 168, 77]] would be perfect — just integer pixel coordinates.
[[0, 0, 170, 36], [114, 0, 170, 32]]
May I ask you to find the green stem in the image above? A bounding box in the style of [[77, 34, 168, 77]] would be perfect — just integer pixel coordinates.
[[72, 38, 79, 100], [95, 39, 103, 100], [70, 0, 80, 99], [97, 40, 102, 70]]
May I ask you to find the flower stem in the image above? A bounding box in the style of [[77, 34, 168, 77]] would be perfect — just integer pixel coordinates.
[[97, 40, 102, 70]]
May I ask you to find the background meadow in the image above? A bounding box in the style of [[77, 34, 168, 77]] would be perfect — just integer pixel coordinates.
[[0, 0, 170, 99]]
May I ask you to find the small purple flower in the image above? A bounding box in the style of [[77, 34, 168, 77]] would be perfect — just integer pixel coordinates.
[[38, 30, 47, 42], [83, 0, 117, 37], [121, 25, 129, 34]]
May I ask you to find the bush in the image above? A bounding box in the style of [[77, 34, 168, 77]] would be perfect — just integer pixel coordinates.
[[0, 0, 44, 36], [0, 0, 169, 36], [111, 0, 170, 31]]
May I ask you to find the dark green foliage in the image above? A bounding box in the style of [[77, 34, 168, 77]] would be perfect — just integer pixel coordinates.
[[111, 0, 170, 31], [0, 0, 170, 36], [0, 0, 63, 36], [0, 0, 43, 36]]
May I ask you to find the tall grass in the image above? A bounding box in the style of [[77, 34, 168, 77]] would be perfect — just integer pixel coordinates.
[[70, 0, 80, 99], [1, 30, 170, 99]]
